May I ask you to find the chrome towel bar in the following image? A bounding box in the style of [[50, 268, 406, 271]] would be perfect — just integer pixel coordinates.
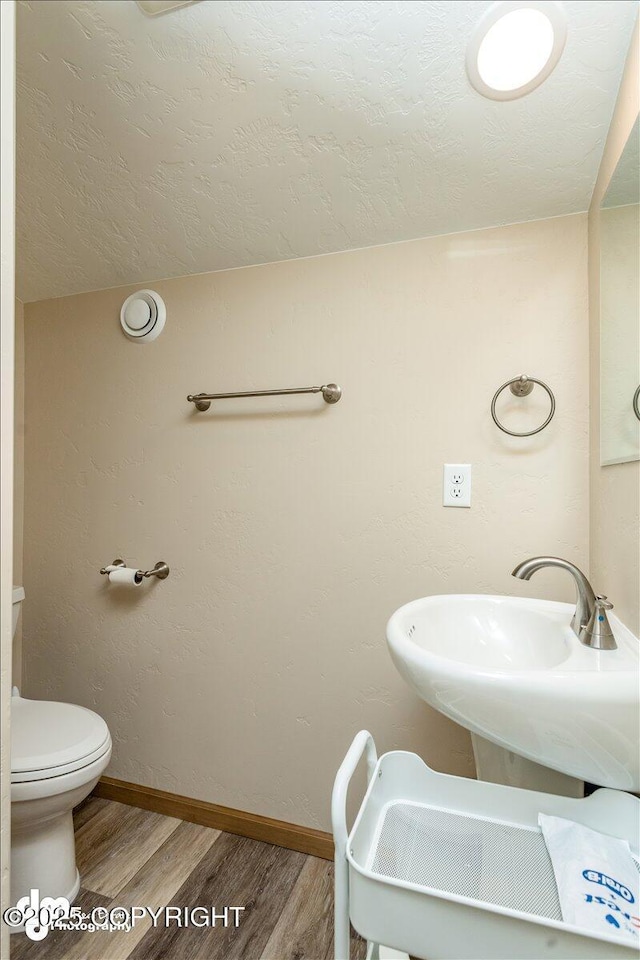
[[187, 383, 342, 411]]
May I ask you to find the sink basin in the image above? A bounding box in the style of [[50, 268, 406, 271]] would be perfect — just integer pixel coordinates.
[[387, 595, 640, 790]]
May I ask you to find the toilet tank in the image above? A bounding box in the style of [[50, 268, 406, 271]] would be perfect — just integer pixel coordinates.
[[12, 586, 25, 638]]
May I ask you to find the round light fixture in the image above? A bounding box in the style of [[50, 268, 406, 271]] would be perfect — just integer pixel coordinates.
[[466, 1, 567, 101]]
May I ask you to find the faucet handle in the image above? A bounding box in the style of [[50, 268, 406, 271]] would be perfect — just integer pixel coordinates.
[[581, 595, 617, 650], [595, 594, 613, 609]]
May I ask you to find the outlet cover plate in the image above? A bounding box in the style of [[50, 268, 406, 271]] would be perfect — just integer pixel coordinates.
[[443, 463, 471, 508]]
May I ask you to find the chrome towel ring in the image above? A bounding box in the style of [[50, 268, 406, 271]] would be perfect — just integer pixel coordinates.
[[633, 385, 640, 422], [491, 375, 556, 437]]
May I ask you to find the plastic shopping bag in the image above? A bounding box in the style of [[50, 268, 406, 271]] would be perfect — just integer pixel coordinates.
[[539, 813, 640, 944]]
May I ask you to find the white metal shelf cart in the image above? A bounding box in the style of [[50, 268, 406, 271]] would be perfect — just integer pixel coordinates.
[[332, 731, 640, 960]]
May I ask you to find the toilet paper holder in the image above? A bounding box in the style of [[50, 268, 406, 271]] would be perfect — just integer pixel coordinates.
[[99, 559, 170, 583]]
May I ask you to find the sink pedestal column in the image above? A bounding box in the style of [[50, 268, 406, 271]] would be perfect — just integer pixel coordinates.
[[471, 734, 584, 797]]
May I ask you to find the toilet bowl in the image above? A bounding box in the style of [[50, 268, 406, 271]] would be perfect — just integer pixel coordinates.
[[11, 695, 112, 916], [10, 588, 112, 922]]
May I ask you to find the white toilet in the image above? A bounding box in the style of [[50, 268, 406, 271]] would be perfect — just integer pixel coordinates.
[[10, 587, 112, 916]]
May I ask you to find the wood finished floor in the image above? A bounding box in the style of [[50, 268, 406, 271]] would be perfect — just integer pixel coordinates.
[[11, 797, 366, 960]]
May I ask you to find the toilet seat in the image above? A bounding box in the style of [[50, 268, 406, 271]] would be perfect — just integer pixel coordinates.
[[11, 697, 111, 783]]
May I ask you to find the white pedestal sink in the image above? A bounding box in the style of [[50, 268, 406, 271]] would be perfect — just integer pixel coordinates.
[[386, 595, 639, 791], [470, 732, 584, 796]]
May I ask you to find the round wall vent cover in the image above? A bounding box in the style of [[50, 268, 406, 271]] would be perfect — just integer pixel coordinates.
[[120, 290, 166, 342]]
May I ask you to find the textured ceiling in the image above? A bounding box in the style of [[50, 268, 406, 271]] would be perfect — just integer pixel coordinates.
[[16, 0, 638, 302]]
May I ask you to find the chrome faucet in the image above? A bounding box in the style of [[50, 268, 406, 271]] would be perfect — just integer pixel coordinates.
[[511, 556, 616, 650]]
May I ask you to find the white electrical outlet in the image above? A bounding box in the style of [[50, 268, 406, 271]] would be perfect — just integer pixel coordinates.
[[443, 464, 471, 507]]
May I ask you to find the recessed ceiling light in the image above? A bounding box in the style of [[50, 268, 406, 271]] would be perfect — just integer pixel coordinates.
[[466, 1, 567, 101]]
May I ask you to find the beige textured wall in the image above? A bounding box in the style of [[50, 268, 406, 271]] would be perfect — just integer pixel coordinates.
[[589, 19, 640, 636], [13, 297, 25, 687], [1, 2, 15, 946], [23, 214, 589, 830]]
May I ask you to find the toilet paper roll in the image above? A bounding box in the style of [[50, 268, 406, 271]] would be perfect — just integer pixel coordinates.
[[108, 567, 142, 586]]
